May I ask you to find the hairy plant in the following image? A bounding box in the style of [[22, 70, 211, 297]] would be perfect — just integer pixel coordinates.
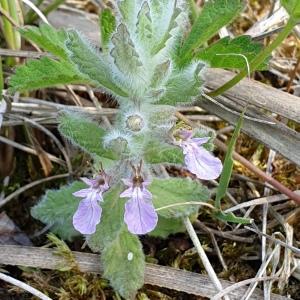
[[8, 0, 277, 297]]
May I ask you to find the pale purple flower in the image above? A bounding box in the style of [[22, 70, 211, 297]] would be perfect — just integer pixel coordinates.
[[120, 177, 158, 235], [178, 131, 222, 180], [72, 175, 109, 235]]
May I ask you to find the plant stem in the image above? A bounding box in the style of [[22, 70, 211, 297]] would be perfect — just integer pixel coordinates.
[[7, 0, 22, 49], [0, 272, 52, 300], [0, 0, 16, 49], [25, 0, 44, 24], [208, 17, 297, 97], [43, 0, 65, 16], [183, 217, 230, 300]]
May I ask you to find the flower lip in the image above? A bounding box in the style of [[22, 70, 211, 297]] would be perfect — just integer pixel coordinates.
[[176, 130, 223, 180], [72, 170, 110, 235], [120, 162, 158, 235]]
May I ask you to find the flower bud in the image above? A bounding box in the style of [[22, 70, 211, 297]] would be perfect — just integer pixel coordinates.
[[126, 114, 145, 132]]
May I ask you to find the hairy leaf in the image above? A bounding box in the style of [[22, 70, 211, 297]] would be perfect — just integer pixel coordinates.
[[151, 0, 182, 55], [144, 140, 184, 164], [179, 0, 243, 65], [100, 8, 116, 49], [19, 24, 69, 59], [150, 60, 171, 88], [66, 30, 128, 97], [136, 1, 153, 45], [158, 61, 205, 105], [88, 186, 145, 298], [111, 23, 143, 74], [150, 178, 210, 218], [9, 57, 86, 92], [197, 36, 267, 70], [31, 181, 84, 241], [58, 113, 117, 161]]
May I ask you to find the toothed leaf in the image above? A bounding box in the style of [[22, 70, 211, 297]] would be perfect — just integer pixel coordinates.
[[31, 181, 84, 241], [100, 8, 116, 49], [150, 178, 210, 218], [136, 1, 152, 45], [58, 113, 117, 161], [151, 0, 182, 55], [197, 36, 267, 70], [111, 23, 143, 74], [66, 30, 128, 97], [19, 24, 69, 59], [158, 61, 206, 105], [9, 57, 86, 92], [150, 60, 171, 88], [179, 0, 243, 65]]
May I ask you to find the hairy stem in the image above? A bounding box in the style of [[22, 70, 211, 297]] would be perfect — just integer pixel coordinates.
[[207, 17, 297, 97]]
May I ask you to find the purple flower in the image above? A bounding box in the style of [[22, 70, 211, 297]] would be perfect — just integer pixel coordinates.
[[120, 177, 158, 235], [178, 131, 222, 180], [72, 175, 109, 235]]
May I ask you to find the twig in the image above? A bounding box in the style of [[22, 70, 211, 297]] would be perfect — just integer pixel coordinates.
[[245, 226, 300, 255], [0, 272, 52, 300], [183, 217, 230, 300], [0, 135, 65, 166], [224, 192, 299, 213], [0, 245, 290, 300], [211, 276, 279, 300], [0, 173, 70, 208]]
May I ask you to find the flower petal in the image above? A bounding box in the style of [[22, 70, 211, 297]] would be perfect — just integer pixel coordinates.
[[72, 188, 91, 198], [80, 177, 95, 187], [191, 137, 210, 146], [120, 187, 133, 198], [124, 196, 158, 235], [185, 143, 222, 180], [73, 198, 102, 234]]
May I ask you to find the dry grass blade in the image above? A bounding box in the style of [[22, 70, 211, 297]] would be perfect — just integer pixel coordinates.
[[0, 173, 70, 208], [0, 272, 52, 300]]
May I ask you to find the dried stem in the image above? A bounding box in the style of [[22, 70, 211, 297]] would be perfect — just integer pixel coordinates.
[[0, 272, 52, 300]]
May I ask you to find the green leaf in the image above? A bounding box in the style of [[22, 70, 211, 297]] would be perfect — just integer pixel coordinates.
[[150, 178, 210, 218], [99, 8, 116, 50], [31, 181, 84, 241], [215, 112, 244, 209], [19, 25, 69, 60], [136, 1, 153, 45], [88, 186, 145, 299], [281, 0, 300, 20], [197, 36, 267, 70], [58, 113, 117, 161], [9, 57, 86, 92], [214, 210, 252, 224], [179, 0, 243, 65], [144, 140, 184, 164], [151, 0, 182, 55], [150, 60, 171, 88], [111, 23, 143, 74], [157, 61, 205, 105], [66, 30, 128, 97], [102, 227, 145, 299], [149, 216, 186, 238]]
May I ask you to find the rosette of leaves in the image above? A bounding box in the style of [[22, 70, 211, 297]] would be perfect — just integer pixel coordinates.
[[10, 0, 266, 297]]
